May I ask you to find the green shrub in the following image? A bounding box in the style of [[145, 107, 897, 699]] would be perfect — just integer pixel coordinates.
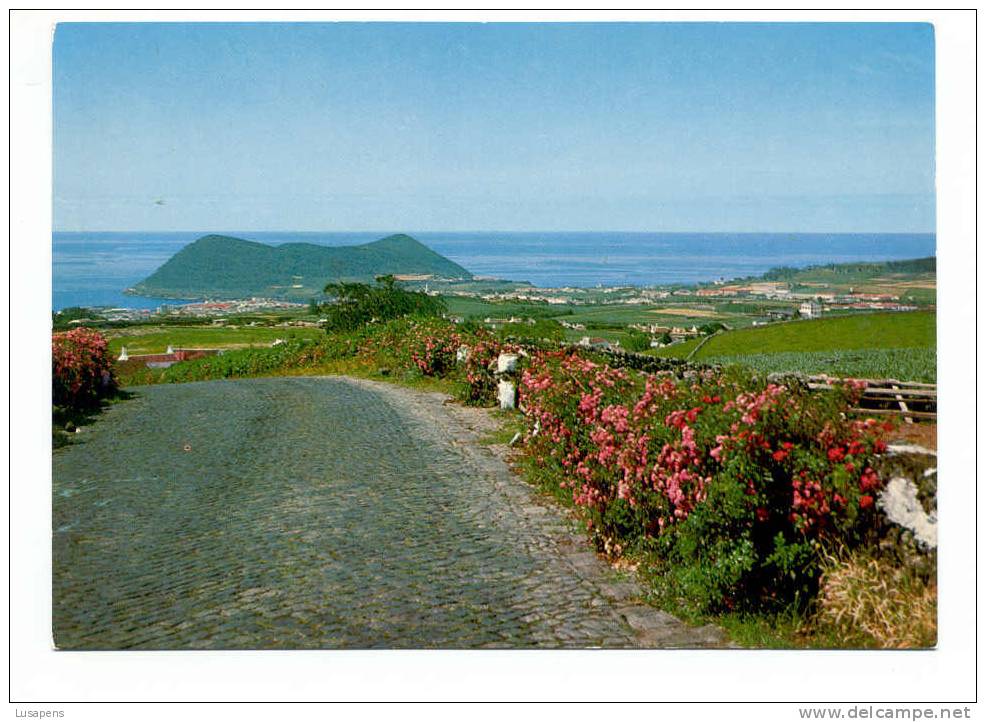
[[623, 328, 652, 353], [498, 319, 565, 343], [158, 334, 364, 383], [519, 352, 891, 613], [323, 275, 446, 331]]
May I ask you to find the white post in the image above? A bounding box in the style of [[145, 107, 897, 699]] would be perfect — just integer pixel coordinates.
[[118, 346, 128, 361], [497, 380, 516, 410], [496, 353, 519, 374]]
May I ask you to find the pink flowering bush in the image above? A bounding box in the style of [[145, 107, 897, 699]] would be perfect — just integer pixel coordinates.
[[518, 351, 890, 611], [460, 335, 524, 405], [355, 318, 460, 376], [52, 327, 117, 409], [355, 318, 528, 405], [409, 331, 461, 376]]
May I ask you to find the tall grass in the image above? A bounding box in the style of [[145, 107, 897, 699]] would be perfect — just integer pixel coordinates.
[[708, 348, 936, 383], [811, 551, 937, 648]]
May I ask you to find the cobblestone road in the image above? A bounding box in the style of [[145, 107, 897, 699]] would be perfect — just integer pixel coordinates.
[[53, 376, 727, 649]]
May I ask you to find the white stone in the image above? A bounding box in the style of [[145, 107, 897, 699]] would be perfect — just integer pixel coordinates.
[[497, 380, 516, 410], [886, 443, 937, 457], [877, 476, 937, 550], [496, 353, 519, 374]]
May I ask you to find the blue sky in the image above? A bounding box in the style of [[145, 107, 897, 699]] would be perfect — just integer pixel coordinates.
[[53, 22, 935, 232]]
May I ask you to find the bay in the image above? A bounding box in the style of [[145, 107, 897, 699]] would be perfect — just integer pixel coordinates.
[[52, 230, 936, 311]]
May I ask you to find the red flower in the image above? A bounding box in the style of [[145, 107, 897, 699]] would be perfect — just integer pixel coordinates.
[[772, 449, 788, 462], [859, 468, 881, 492], [859, 495, 874, 509]]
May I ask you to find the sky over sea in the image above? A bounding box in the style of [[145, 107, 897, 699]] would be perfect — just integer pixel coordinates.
[[53, 22, 935, 233]]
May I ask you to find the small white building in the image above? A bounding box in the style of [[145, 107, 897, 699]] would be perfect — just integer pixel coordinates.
[[799, 300, 823, 319]]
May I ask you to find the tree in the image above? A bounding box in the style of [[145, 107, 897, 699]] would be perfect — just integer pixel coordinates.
[[53, 306, 102, 329], [698, 322, 726, 336], [623, 328, 652, 353], [322, 277, 446, 332]]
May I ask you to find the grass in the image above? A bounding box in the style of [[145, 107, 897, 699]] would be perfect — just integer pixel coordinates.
[[297, 358, 466, 397], [563, 303, 720, 327], [650, 311, 933, 357], [648, 312, 937, 381], [104, 325, 323, 355], [713, 611, 816, 648], [441, 295, 565, 320], [562, 327, 632, 345], [708, 348, 937, 383], [809, 551, 937, 648], [647, 337, 704, 359], [477, 411, 527, 447], [114, 331, 468, 400], [693, 311, 934, 357]]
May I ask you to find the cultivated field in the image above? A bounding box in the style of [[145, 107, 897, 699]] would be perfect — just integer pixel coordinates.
[[650, 311, 935, 381], [654, 311, 933, 357], [104, 325, 323, 355]]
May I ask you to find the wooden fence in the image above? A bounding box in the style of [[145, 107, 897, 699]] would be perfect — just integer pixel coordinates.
[[807, 376, 937, 424]]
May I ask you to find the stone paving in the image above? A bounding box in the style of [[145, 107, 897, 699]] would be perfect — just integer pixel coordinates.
[[52, 376, 728, 649]]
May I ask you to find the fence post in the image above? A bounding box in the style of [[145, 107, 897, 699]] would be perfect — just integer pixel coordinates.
[[494, 352, 520, 410]]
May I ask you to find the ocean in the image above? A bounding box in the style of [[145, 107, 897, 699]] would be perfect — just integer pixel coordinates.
[[52, 231, 936, 311]]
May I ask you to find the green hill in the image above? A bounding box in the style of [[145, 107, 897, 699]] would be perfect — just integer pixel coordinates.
[[129, 233, 473, 299], [653, 311, 935, 359], [650, 311, 936, 381], [758, 256, 936, 282]]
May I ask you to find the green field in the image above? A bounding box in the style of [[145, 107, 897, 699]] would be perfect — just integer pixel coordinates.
[[653, 311, 934, 359], [441, 296, 566, 320], [105, 325, 323, 355], [706, 348, 936, 383], [648, 311, 936, 381], [650, 337, 705, 359]]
